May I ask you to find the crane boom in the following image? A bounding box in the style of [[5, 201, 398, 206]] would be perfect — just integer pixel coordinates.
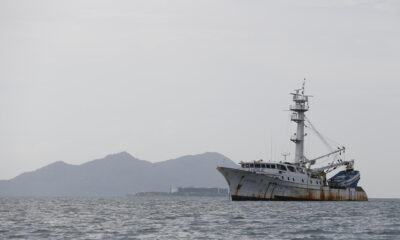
[[313, 160, 354, 173], [300, 147, 345, 166], [309, 147, 345, 162]]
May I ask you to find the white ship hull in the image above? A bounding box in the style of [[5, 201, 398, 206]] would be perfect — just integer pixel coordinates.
[[217, 167, 368, 201]]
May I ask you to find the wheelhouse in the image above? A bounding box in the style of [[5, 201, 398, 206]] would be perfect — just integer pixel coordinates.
[[238, 160, 325, 186], [240, 160, 306, 174], [241, 162, 277, 169]]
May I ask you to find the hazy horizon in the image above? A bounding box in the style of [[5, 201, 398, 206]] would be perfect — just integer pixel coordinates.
[[1, 0, 399, 198]]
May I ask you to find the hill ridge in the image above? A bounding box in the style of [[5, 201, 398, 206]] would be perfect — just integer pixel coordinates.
[[0, 152, 237, 196]]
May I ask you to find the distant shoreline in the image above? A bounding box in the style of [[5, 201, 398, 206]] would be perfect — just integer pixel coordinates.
[[130, 192, 229, 197]]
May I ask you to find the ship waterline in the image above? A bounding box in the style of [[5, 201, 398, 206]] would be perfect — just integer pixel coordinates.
[[217, 167, 368, 201]]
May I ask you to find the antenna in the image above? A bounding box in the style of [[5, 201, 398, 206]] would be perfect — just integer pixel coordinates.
[[282, 152, 290, 161], [302, 78, 306, 94], [270, 136, 273, 161]]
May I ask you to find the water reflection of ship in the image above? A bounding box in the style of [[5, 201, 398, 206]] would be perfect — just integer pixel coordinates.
[[217, 81, 367, 201]]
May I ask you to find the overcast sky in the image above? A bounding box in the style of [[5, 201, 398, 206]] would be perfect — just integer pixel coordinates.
[[1, 0, 399, 197]]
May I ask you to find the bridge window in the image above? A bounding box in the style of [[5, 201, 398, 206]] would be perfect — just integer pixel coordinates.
[[250, 164, 254, 168], [270, 165, 276, 169], [261, 164, 266, 168], [245, 164, 250, 168], [277, 164, 287, 171], [287, 166, 296, 172], [266, 164, 271, 168], [255, 164, 260, 168]]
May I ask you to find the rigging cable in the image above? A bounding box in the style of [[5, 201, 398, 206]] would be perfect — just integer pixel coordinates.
[[305, 116, 333, 152], [305, 116, 343, 166]]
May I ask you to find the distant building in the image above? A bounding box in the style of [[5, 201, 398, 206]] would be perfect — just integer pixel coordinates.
[[170, 186, 228, 196]]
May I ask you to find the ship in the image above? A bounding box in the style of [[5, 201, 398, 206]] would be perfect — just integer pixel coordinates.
[[217, 81, 368, 201]]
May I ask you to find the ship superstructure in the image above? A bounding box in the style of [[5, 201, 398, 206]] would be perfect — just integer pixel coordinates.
[[217, 82, 367, 201]]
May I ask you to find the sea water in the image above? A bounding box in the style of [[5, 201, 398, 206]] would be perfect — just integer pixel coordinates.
[[0, 197, 399, 239]]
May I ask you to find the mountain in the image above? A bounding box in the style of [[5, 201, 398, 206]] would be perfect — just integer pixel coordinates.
[[0, 152, 237, 196]]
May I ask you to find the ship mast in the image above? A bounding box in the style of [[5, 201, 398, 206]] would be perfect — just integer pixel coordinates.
[[290, 80, 309, 164]]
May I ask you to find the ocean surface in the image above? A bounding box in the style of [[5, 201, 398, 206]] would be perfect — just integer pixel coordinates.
[[0, 197, 399, 240]]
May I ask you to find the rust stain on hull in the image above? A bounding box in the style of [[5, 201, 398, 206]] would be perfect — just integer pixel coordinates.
[[268, 186, 368, 201], [263, 183, 271, 198], [269, 183, 277, 199], [233, 175, 245, 196], [232, 186, 368, 201], [218, 167, 368, 201], [245, 187, 367, 201]]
